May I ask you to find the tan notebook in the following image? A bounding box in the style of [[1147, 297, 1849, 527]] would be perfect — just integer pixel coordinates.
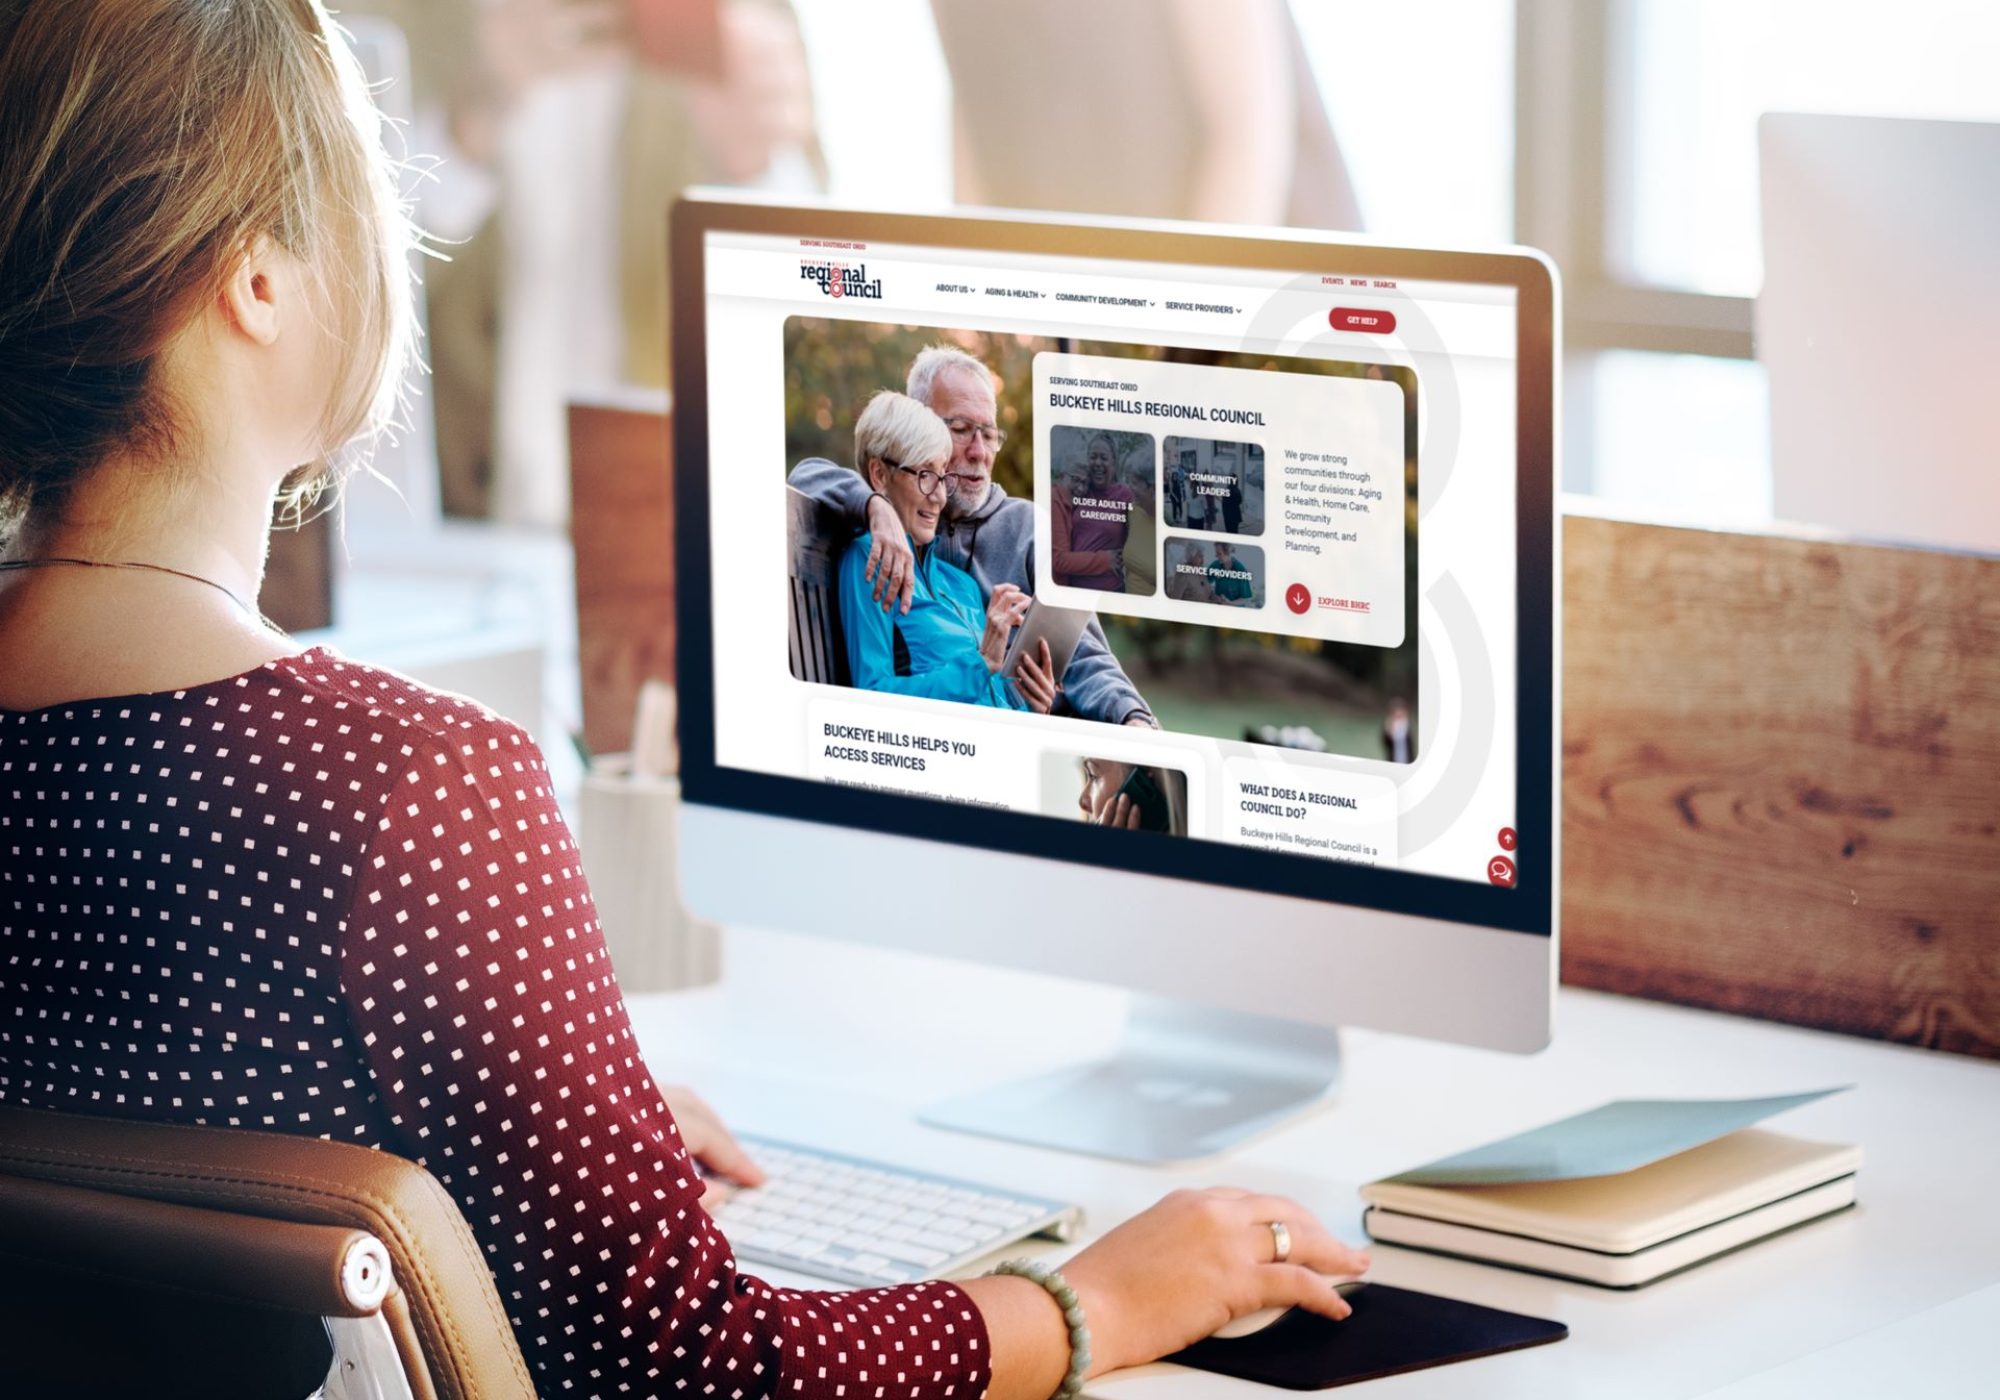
[[1366, 1128, 1859, 1252], [1363, 1127, 1861, 1287]]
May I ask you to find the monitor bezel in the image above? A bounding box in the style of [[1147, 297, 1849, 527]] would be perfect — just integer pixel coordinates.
[[671, 197, 1557, 938]]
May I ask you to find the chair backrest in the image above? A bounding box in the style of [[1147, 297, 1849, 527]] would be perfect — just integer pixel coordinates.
[[0, 1104, 536, 1400], [788, 484, 851, 686]]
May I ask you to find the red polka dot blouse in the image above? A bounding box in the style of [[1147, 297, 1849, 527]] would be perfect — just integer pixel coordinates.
[[1, 647, 991, 1399]]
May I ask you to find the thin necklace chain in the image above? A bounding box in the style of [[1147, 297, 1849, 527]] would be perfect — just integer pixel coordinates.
[[0, 555, 258, 617]]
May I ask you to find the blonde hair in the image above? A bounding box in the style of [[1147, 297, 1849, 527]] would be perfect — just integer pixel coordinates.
[[853, 391, 952, 482], [0, 0, 416, 537]]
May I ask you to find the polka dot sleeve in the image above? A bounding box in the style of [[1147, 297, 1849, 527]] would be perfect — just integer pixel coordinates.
[[338, 722, 993, 1398]]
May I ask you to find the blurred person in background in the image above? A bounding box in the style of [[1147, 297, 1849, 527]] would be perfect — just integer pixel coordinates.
[[931, 0, 1360, 229], [355, 0, 823, 525], [1382, 696, 1415, 764]]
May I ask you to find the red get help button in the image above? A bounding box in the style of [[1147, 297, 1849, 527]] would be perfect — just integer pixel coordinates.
[[1330, 306, 1397, 334]]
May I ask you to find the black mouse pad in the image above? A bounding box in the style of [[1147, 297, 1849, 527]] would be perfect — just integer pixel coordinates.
[[1167, 1283, 1567, 1390]]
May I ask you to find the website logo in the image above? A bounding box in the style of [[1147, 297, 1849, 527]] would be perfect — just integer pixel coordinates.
[[800, 260, 884, 300]]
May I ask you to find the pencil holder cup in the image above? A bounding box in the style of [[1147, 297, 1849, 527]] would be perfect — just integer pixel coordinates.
[[578, 755, 721, 993]]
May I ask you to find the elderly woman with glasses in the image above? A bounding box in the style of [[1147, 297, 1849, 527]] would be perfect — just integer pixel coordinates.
[[837, 392, 1057, 711]]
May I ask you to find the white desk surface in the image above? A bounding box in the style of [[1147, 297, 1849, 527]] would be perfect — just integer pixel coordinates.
[[622, 926, 2000, 1399]]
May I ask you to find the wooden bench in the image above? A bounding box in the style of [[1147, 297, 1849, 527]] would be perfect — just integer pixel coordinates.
[[787, 484, 851, 687]]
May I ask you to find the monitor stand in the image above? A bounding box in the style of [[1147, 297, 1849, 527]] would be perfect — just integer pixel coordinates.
[[918, 996, 1342, 1164]]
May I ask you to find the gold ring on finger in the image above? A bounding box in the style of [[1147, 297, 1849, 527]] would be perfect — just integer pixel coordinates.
[[1266, 1220, 1291, 1264]]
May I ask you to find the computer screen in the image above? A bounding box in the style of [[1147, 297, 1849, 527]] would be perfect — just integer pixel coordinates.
[[674, 203, 1554, 938]]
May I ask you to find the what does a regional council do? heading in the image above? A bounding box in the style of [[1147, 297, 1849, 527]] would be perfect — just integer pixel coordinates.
[[1046, 391, 1266, 426]]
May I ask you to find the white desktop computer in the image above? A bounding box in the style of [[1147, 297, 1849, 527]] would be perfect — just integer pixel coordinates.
[[670, 196, 1559, 1165]]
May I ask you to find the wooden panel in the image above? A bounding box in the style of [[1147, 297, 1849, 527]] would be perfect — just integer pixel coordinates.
[[1561, 513, 2000, 1059], [568, 394, 673, 758]]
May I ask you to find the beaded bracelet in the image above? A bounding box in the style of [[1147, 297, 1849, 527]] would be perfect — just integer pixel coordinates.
[[987, 1258, 1091, 1400]]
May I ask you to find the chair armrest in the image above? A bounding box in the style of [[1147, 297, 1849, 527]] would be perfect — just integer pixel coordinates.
[[0, 1172, 390, 1318]]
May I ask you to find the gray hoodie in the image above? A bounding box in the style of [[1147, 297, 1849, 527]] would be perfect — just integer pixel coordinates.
[[787, 458, 1153, 726]]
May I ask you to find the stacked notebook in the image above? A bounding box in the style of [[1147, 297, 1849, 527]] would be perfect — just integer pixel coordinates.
[[1361, 1090, 1861, 1289]]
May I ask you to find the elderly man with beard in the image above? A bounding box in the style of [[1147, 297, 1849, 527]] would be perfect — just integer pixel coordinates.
[[789, 345, 1156, 727]]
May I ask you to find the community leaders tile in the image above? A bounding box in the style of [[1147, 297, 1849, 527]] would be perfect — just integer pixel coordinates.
[[1164, 435, 1264, 536]]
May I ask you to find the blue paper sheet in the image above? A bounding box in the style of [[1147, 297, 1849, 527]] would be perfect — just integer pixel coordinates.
[[1386, 1088, 1852, 1186]]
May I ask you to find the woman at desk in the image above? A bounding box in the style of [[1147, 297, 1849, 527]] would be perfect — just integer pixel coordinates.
[[0, 5, 1366, 1398], [836, 392, 1055, 714]]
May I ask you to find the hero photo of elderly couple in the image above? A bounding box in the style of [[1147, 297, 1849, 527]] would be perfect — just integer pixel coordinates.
[[785, 341, 1156, 727]]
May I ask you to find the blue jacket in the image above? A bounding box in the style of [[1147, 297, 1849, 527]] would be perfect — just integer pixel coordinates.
[[838, 531, 1027, 710], [790, 457, 1152, 724]]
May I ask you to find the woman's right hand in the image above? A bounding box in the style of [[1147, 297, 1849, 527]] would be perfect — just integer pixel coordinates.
[[980, 583, 1031, 671], [1061, 1188, 1369, 1377], [1086, 788, 1142, 830], [1013, 639, 1059, 714]]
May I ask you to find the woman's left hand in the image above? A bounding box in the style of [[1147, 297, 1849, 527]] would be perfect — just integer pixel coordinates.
[[662, 1085, 767, 1208], [1015, 638, 1059, 714]]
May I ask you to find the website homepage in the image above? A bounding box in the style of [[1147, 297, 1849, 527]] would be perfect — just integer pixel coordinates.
[[704, 231, 1521, 889]]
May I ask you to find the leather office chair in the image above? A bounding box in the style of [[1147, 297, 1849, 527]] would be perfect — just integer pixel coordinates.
[[0, 1103, 536, 1400]]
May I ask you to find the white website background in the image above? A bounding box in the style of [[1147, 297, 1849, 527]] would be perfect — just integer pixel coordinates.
[[703, 233, 1519, 887]]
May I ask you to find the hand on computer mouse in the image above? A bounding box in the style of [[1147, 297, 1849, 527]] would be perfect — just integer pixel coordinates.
[[1211, 1280, 1366, 1340], [1059, 1187, 1369, 1377]]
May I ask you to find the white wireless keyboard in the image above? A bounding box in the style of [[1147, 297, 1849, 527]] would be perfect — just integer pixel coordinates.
[[711, 1135, 1084, 1287]]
